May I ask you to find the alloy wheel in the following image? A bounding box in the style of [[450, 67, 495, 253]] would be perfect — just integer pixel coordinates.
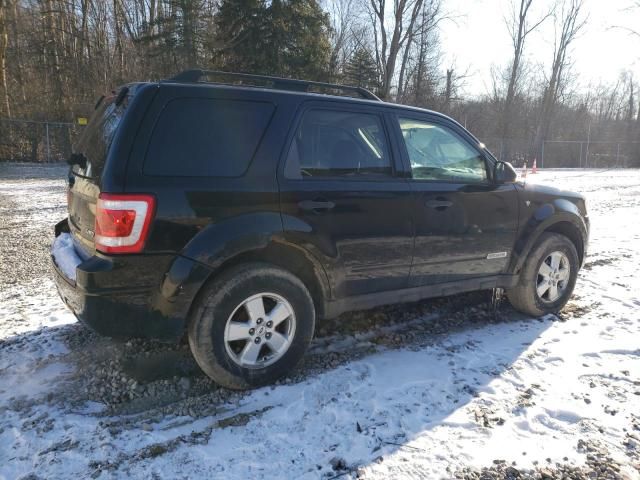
[[536, 251, 571, 303], [223, 292, 296, 368]]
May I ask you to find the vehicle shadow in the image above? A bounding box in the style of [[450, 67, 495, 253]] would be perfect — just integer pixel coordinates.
[[132, 297, 552, 478]]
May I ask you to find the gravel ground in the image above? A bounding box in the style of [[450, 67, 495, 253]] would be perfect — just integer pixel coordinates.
[[0, 163, 65, 295], [1, 163, 638, 479]]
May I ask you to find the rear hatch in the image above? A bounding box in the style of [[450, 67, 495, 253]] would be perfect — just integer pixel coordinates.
[[67, 88, 132, 257]]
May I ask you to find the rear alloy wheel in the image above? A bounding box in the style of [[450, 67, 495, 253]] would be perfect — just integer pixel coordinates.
[[188, 263, 315, 390], [507, 232, 579, 317], [223, 292, 296, 369]]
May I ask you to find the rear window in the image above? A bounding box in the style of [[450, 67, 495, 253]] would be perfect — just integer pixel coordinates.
[[72, 93, 128, 179], [144, 98, 275, 177]]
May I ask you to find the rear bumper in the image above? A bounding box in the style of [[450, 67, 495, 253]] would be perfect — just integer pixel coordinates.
[[51, 219, 190, 340]]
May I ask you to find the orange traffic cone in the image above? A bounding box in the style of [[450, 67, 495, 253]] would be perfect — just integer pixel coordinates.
[[532, 158, 538, 174], [522, 161, 528, 178]]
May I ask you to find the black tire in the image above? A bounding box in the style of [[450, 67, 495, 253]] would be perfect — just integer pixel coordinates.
[[188, 262, 315, 390], [507, 232, 580, 317]]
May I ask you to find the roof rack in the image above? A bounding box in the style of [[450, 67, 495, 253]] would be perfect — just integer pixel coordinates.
[[167, 69, 381, 101]]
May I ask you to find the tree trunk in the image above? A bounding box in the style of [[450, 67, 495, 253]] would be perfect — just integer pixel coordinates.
[[9, 0, 25, 106], [396, 35, 412, 102], [0, 0, 11, 116], [443, 68, 453, 113]]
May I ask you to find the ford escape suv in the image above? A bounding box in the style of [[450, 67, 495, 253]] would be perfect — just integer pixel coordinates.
[[51, 70, 589, 389]]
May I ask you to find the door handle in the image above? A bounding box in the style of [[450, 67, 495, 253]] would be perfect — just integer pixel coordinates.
[[425, 199, 453, 209], [298, 199, 336, 213]]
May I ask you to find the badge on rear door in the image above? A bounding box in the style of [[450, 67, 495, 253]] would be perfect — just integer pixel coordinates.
[[486, 252, 507, 259]]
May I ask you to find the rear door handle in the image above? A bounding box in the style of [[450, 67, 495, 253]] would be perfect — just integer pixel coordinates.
[[298, 200, 336, 213], [425, 199, 453, 209]]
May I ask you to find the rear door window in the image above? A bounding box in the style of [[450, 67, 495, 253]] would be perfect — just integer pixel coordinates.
[[284, 109, 392, 179], [144, 98, 275, 177]]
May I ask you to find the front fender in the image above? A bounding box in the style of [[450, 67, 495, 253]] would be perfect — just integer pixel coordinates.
[[509, 199, 588, 274]]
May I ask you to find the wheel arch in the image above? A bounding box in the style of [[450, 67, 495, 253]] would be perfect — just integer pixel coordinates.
[[155, 213, 332, 340], [510, 205, 588, 275], [175, 242, 330, 336], [543, 221, 584, 265]]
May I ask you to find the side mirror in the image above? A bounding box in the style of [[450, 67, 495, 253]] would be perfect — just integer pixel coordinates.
[[494, 161, 517, 184]]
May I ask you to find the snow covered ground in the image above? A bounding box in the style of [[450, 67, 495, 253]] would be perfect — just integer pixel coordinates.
[[0, 165, 639, 479]]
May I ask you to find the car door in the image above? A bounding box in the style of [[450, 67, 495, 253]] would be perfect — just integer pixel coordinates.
[[278, 103, 414, 298], [392, 113, 519, 286]]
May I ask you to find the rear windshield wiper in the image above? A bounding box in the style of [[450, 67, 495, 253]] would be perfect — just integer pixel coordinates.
[[67, 153, 87, 169]]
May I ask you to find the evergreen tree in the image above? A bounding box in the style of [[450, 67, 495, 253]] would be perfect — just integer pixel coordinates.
[[215, 0, 331, 79], [138, 0, 210, 76], [215, 0, 265, 73], [344, 47, 379, 93]]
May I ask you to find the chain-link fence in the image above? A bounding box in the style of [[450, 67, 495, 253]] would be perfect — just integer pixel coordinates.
[[541, 141, 640, 168], [483, 138, 532, 168], [0, 118, 82, 163], [2, 119, 639, 168], [484, 138, 640, 168]]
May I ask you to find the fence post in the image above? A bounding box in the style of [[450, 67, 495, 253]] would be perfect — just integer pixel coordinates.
[[616, 143, 620, 167], [45, 122, 51, 163], [579, 142, 583, 168], [541, 141, 545, 168], [585, 122, 591, 168]]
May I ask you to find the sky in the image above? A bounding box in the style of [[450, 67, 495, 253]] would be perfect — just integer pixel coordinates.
[[438, 0, 640, 97]]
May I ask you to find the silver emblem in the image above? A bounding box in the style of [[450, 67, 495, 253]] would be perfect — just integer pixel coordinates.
[[486, 252, 507, 259]]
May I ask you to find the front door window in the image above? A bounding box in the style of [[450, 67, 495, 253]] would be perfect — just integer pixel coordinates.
[[398, 118, 487, 183]]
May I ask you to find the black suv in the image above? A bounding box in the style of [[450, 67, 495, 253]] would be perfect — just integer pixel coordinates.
[[52, 70, 589, 389]]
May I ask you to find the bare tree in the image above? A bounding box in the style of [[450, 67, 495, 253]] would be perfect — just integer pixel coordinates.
[[396, 0, 444, 104], [500, 0, 552, 158], [326, 0, 359, 79], [533, 0, 587, 154], [367, 0, 425, 99]]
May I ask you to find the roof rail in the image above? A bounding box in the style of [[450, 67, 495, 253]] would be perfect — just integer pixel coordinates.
[[167, 69, 381, 101]]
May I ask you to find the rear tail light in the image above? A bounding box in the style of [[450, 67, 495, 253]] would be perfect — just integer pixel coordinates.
[[95, 193, 156, 254]]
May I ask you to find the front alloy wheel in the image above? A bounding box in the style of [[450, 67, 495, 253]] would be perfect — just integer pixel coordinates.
[[536, 251, 571, 303], [507, 232, 579, 317]]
